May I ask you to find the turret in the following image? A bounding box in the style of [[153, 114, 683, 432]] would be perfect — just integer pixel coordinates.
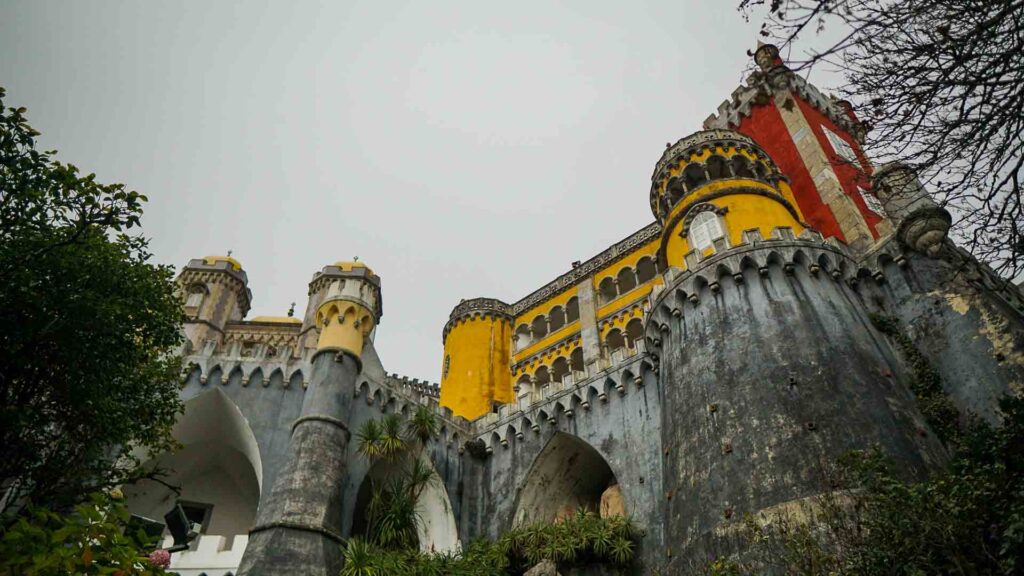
[[239, 260, 382, 576], [650, 129, 807, 269], [297, 261, 382, 355], [872, 163, 951, 256], [439, 298, 513, 420], [177, 255, 252, 353], [704, 43, 889, 250]]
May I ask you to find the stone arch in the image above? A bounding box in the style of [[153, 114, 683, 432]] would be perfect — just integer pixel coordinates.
[[534, 365, 551, 387], [287, 370, 304, 389], [515, 323, 532, 352], [569, 347, 585, 374], [605, 329, 625, 354], [731, 154, 755, 178], [512, 433, 621, 526], [683, 162, 708, 190], [566, 297, 580, 323], [548, 306, 566, 332], [706, 154, 731, 180], [617, 266, 637, 294], [349, 453, 460, 553], [551, 356, 570, 384], [598, 277, 618, 305], [125, 388, 262, 541], [636, 256, 657, 284], [530, 315, 548, 341], [625, 318, 644, 350]]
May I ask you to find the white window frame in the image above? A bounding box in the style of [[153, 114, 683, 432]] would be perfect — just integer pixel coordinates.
[[186, 289, 205, 308], [822, 125, 859, 164], [689, 211, 725, 251], [859, 187, 886, 216]]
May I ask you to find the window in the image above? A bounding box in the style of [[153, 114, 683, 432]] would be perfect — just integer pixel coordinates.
[[688, 211, 724, 251], [822, 126, 859, 164], [443, 355, 451, 379], [859, 187, 886, 216], [185, 286, 205, 308]]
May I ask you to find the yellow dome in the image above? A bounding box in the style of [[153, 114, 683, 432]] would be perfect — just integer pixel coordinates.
[[333, 260, 374, 275], [203, 255, 243, 271], [250, 315, 301, 324]]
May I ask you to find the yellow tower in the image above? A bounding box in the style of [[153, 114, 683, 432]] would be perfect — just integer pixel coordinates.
[[307, 261, 382, 363], [439, 298, 514, 420], [177, 255, 252, 353], [650, 129, 807, 268]]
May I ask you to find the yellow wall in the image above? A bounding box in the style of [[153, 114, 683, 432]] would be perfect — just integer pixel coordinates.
[[316, 300, 375, 357], [440, 316, 513, 420], [664, 189, 806, 269]]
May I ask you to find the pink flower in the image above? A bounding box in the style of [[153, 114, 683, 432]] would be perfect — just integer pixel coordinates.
[[148, 549, 171, 569]]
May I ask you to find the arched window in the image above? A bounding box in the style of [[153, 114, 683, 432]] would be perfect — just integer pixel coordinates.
[[570, 348, 585, 374], [605, 329, 625, 353], [625, 318, 644, 349], [706, 155, 731, 180], [616, 267, 637, 294], [636, 257, 657, 284], [186, 285, 206, 308], [732, 155, 755, 178], [598, 277, 618, 305], [531, 315, 548, 341], [548, 307, 566, 332], [515, 324, 532, 352], [566, 297, 580, 323], [683, 163, 708, 190], [688, 211, 725, 251]]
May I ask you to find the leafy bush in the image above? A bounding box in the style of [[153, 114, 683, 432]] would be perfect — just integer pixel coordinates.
[[0, 492, 172, 576], [341, 509, 637, 576]]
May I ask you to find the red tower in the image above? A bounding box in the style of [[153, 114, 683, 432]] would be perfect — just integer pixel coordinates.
[[704, 43, 892, 250]]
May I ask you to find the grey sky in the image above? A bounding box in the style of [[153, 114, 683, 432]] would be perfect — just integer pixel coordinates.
[[1, 1, 820, 381]]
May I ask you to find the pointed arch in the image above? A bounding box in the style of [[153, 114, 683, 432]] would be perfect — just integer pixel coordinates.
[[512, 433, 620, 526]]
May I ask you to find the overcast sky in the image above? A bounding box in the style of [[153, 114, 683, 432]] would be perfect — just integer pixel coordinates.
[[1, 1, 833, 382]]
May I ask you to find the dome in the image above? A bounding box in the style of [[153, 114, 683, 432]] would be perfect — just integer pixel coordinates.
[[249, 316, 301, 324], [203, 255, 243, 271], [332, 260, 375, 276]]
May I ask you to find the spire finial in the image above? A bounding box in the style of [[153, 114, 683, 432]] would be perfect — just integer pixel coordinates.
[[353, 255, 359, 262], [226, 249, 233, 257], [287, 302, 296, 317]]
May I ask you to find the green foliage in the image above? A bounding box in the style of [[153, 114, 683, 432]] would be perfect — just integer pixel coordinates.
[[697, 395, 1024, 576], [356, 415, 439, 550], [869, 313, 963, 444], [341, 509, 637, 576], [0, 87, 183, 518], [0, 492, 172, 576]]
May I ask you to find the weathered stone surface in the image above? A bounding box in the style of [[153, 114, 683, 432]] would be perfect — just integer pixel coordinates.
[[525, 560, 560, 576], [600, 484, 625, 518]]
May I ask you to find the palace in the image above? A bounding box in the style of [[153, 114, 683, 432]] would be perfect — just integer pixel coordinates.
[[124, 45, 1024, 575]]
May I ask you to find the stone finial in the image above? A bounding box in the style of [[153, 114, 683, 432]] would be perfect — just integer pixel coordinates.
[[754, 42, 782, 72]]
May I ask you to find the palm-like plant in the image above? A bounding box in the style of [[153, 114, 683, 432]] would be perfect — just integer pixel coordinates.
[[407, 406, 439, 447]]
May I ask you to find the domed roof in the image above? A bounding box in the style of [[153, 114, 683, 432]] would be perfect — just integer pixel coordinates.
[[249, 315, 301, 324], [333, 260, 375, 275], [203, 255, 243, 271]]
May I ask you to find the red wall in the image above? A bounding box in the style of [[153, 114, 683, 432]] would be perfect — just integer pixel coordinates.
[[794, 98, 882, 238], [736, 101, 846, 241]]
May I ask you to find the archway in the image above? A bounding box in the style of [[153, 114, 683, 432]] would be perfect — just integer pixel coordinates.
[[125, 388, 262, 544], [512, 433, 622, 526], [350, 454, 459, 553]]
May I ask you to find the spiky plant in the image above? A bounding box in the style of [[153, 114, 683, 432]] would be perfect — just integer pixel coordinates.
[[378, 414, 407, 461], [407, 406, 439, 448], [356, 419, 384, 460]]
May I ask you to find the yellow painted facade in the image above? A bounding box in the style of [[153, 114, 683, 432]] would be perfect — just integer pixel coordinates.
[[316, 299, 375, 357], [440, 315, 513, 419]]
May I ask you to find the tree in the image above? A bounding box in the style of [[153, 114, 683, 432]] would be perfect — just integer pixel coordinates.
[[0, 86, 184, 520], [740, 0, 1024, 279]]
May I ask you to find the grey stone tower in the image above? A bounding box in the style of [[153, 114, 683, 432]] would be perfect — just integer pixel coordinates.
[[238, 262, 382, 576], [644, 132, 948, 567]]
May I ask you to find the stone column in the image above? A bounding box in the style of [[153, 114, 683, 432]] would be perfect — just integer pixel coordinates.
[[575, 278, 601, 372], [238, 350, 360, 575]]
